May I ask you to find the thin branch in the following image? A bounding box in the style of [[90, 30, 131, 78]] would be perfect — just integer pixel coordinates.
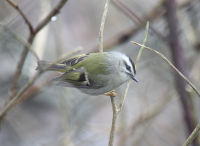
[[6, 0, 34, 33], [99, 0, 111, 52], [0, 47, 82, 122], [130, 42, 200, 98], [108, 80, 131, 146], [183, 123, 200, 146], [9, 0, 68, 97]]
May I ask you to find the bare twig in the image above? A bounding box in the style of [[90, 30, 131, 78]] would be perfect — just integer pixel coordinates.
[[99, 0, 110, 52], [183, 123, 200, 146], [9, 0, 68, 97], [0, 47, 82, 123], [130, 42, 200, 98], [6, 0, 34, 33]]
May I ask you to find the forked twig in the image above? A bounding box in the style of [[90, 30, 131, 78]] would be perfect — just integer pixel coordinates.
[[130, 42, 200, 98], [8, 0, 68, 97], [108, 22, 149, 146], [130, 41, 200, 146]]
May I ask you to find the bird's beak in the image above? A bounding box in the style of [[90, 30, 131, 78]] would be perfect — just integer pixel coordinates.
[[131, 75, 138, 83]]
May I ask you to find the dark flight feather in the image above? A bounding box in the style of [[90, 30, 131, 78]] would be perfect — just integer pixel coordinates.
[[62, 54, 89, 66]]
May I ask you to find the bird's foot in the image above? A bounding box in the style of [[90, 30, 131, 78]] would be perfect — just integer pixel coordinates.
[[104, 90, 117, 97]]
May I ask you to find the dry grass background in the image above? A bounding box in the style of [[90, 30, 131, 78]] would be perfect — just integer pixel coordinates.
[[0, 0, 200, 146]]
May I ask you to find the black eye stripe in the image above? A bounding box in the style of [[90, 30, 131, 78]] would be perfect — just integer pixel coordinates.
[[126, 65, 131, 71]]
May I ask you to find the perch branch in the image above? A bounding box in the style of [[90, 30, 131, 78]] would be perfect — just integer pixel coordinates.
[[109, 96, 118, 146], [108, 22, 149, 146]]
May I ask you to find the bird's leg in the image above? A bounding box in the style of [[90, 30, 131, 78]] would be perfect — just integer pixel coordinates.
[[104, 90, 117, 97]]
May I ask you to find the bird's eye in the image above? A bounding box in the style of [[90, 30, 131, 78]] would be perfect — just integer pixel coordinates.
[[126, 65, 131, 71]]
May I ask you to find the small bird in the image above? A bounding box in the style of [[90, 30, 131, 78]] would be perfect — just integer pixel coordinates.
[[36, 52, 138, 95]]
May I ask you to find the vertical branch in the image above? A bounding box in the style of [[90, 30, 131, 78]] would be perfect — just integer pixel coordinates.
[[99, 0, 111, 52], [165, 1, 197, 145]]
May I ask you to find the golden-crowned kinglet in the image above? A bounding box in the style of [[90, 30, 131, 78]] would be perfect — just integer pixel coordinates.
[[36, 52, 138, 95]]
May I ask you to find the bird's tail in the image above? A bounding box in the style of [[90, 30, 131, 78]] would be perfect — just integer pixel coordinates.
[[36, 60, 68, 72]]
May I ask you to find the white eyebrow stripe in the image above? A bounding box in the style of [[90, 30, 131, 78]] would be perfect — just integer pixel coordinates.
[[122, 55, 133, 73]]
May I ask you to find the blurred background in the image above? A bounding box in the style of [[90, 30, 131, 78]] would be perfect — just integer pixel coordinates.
[[0, 0, 200, 146]]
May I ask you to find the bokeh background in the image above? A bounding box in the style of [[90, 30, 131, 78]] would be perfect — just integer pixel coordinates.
[[0, 0, 200, 146]]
